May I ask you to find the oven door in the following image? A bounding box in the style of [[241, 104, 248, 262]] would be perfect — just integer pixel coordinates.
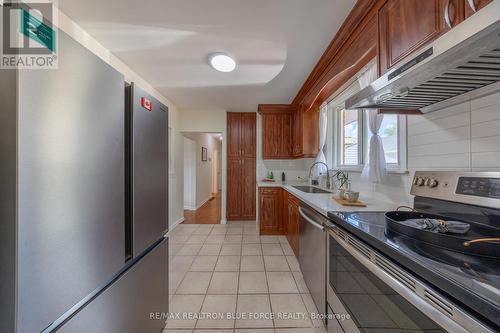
[[326, 225, 492, 333]]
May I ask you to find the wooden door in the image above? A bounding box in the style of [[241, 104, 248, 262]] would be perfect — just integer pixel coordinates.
[[241, 113, 256, 158], [241, 158, 256, 220], [226, 158, 242, 220], [378, 0, 463, 75], [287, 196, 300, 257], [262, 114, 278, 158], [280, 113, 293, 157], [283, 190, 290, 237], [464, 0, 492, 17], [227, 113, 241, 158], [292, 109, 303, 157], [259, 188, 283, 235]]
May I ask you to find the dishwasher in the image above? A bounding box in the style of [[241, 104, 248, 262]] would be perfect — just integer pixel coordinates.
[[298, 204, 327, 320]]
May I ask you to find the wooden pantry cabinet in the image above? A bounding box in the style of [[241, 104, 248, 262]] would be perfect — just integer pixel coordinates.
[[227, 112, 256, 221]]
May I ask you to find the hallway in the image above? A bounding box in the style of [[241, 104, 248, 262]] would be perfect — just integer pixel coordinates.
[[183, 192, 221, 224]]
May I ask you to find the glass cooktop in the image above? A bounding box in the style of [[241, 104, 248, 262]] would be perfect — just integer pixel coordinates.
[[326, 210, 500, 330]]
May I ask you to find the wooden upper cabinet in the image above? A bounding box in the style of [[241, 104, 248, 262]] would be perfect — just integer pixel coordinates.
[[259, 105, 295, 159], [241, 113, 257, 158], [378, 0, 464, 75], [262, 113, 279, 158], [227, 112, 243, 158], [258, 104, 318, 159], [464, 0, 493, 18], [292, 108, 303, 156], [227, 112, 256, 158], [280, 113, 294, 157]]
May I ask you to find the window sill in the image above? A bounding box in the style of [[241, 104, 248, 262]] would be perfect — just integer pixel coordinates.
[[334, 166, 409, 175]]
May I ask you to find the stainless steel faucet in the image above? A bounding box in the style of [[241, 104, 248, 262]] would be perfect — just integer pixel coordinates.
[[308, 162, 331, 189]]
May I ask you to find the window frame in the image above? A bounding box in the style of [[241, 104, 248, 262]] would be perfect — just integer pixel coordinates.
[[335, 108, 365, 170], [325, 99, 408, 173], [330, 109, 407, 173], [323, 60, 408, 174]]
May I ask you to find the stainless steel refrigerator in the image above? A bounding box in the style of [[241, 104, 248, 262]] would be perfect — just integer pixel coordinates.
[[0, 30, 168, 333]]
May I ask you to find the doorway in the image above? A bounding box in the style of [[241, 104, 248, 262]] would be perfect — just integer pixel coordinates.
[[182, 132, 223, 224]]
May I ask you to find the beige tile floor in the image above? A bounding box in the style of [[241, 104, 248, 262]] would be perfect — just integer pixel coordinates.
[[165, 222, 326, 333]]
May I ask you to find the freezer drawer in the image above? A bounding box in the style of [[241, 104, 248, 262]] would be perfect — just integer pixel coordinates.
[[57, 238, 168, 333]]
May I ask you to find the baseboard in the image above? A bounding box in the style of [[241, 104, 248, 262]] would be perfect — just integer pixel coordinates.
[[195, 196, 212, 210], [169, 217, 185, 231]]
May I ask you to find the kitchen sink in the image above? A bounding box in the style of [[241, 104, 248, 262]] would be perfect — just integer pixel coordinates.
[[292, 186, 331, 194]]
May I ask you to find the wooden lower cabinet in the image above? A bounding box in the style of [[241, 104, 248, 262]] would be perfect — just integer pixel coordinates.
[[259, 187, 299, 256], [259, 187, 283, 235], [285, 192, 300, 257]]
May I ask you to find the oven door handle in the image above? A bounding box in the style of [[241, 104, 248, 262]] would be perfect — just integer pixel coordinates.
[[299, 207, 324, 230]]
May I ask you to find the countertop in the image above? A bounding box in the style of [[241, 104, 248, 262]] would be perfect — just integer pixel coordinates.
[[257, 181, 396, 216]]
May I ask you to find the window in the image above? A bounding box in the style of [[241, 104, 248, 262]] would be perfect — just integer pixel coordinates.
[[366, 114, 400, 165], [324, 61, 407, 173], [331, 109, 406, 171], [339, 109, 362, 166]]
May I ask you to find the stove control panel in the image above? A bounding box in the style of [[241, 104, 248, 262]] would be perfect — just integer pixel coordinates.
[[456, 177, 500, 199], [411, 171, 500, 208]]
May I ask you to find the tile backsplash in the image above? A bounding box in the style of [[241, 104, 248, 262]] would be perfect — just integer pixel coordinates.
[[407, 90, 500, 172]]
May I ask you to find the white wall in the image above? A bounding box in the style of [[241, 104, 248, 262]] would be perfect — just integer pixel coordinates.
[[183, 137, 197, 210], [181, 109, 228, 223], [183, 133, 220, 208], [56, 9, 185, 228]]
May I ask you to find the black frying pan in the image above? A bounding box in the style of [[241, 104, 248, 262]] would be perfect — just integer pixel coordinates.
[[385, 211, 500, 258]]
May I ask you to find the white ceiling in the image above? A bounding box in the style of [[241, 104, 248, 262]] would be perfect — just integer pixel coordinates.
[[59, 0, 355, 112]]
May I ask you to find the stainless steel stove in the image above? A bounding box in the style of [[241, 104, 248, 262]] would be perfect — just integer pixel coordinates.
[[326, 171, 500, 333]]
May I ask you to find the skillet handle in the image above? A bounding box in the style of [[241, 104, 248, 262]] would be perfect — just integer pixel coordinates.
[[396, 205, 416, 212], [463, 238, 500, 247]]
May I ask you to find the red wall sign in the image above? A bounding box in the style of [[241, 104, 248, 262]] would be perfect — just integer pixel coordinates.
[[141, 97, 152, 111]]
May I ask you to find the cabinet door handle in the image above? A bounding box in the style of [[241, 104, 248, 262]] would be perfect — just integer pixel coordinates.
[[467, 0, 477, 12], [444, 0, 452, 28]]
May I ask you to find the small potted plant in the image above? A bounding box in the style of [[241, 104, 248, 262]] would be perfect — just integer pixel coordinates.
[[332, 171, 349, 200]]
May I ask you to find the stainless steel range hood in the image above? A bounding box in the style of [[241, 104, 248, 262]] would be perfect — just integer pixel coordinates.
[[346, 1, 500, 113]]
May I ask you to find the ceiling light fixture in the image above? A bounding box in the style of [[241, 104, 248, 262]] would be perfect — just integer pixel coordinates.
[[208, 53, 236, 73]]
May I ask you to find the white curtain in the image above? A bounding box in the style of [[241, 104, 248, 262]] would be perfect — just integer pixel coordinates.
[[360, 65, 387, 183], [311, 104, 328, 177]]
